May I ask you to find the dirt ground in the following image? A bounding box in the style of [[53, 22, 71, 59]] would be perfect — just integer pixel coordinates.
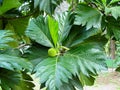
[[84, 70, 120, 90]]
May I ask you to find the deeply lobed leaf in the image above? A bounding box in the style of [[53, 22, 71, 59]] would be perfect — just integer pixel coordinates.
[[34, 37, 107, 90], [0, 30, 17, 48], [0, 54, 32, 71], [74, 4, 102, 29]]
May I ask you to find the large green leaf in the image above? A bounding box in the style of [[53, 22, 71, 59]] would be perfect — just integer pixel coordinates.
[[62, 25, 82, 47], [35, 57, 73, 90], [26, 16, 53, 47], [0, 54, 32, 71], [34, 0, 62, 14], [0, 0, 21, 15], [62, 25, 102, 47], [66, 40, 107, 76], [34, 37, 107, 90], [55, 12, 74, 42], [74, 4, 102, 29], [70, 27, 102, 47]]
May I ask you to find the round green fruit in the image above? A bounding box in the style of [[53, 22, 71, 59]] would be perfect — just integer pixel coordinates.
[[48, 48, 57, 57]]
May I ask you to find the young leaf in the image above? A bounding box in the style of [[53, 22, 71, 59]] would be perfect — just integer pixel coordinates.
[[48, 16, 58, 47]]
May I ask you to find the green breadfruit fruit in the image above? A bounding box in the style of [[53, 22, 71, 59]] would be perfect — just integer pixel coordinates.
[[48, 48, 57, 57]]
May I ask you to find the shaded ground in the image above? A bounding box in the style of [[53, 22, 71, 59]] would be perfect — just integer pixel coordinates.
[[84, 71, 120, 90]]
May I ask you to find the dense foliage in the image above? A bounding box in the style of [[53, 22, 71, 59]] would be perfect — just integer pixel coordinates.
[[0, 0, 120, 90]]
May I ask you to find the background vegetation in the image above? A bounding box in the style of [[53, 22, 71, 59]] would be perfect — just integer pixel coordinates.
[[0, 0, 120, 90]]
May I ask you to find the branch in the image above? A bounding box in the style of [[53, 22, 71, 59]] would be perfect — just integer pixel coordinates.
[[110, 38, 116, 59], [0, 10, 38, 20]]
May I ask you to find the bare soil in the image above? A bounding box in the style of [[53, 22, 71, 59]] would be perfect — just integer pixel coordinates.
[[84, 71, 120, 90]]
